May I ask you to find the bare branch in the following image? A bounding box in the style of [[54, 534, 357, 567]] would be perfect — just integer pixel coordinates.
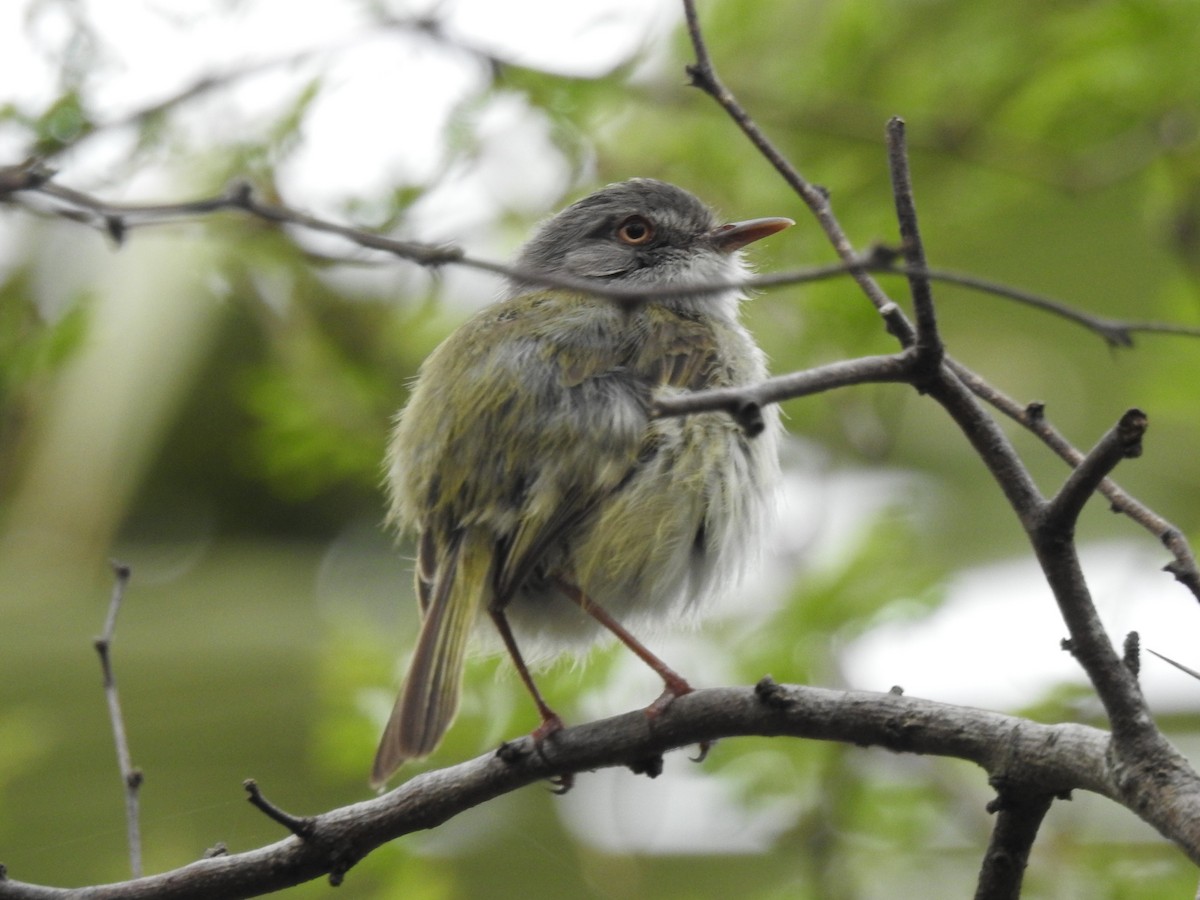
[[975, 783, 1057, 900], [885, 117, 940, 361], [679, 6, 1199, 863], [948, 364, 1200, 601], [4, 162, 1198, 351], [653, 351, 916, 420], [885, 263, 1200, 348], [243, 780, 315, 841], [1043, 409, 1148, 536], [680, 0, 906, 332], [93, 562, 143, 879], [4, 683, 1191, 899], [1147, 648, 1200, 681]]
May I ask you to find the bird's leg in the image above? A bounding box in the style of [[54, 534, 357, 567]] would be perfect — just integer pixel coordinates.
[[554, 578, 693, 714], [487, 604, 565, 741]]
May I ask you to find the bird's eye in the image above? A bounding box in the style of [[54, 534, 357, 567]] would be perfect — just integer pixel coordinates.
[[616, 215, 655, 246]]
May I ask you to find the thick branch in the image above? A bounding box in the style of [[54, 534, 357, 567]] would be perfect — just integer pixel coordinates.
[[3, 683, 1186, 899], [975, 784, 1056, 900]]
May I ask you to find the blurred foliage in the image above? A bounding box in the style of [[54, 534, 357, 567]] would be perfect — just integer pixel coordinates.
[[2, 0, 1200, 896]]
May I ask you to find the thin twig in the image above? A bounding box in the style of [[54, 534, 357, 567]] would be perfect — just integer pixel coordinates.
[[1146, 648, 1200, 681], [653, 351, 916, 419], [677, 10, 1200, 867], [673, 3, 1200, 616], [680, 0, 906, 333], [94, 562, 143, 879], [886, 264, 1197, 348], [948, 362, 1200, 601], [885, 117, 939, 359], [4, 162, 1198, 348], [243, 780, 315, 840], [1042, 409, 1148, 535]]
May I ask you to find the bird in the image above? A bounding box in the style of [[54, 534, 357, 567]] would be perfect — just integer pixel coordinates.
[[371, 178, 789, 788]]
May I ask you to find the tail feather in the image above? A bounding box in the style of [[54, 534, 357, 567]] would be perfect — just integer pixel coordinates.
[[371, 531, 488, 789]]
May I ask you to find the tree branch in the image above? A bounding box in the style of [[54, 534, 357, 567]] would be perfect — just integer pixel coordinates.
[[3, 160, 1197, 350], [886, 117, 940, 360], [652, 351, 916, 421], [1042, 409, 1147, 537], [0, 683, 1183, 898], [676, 4, 1200, 888], [948, 363, 1200, 601], [680, 0, 907, 332], [975, 782, 1057, 900], [93, 562, 143, 880]]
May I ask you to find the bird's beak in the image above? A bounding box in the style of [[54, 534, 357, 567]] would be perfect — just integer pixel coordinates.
[[706, 216, 794, 254]]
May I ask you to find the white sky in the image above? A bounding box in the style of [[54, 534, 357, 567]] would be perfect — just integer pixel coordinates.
[[0, 0, 678, 197]]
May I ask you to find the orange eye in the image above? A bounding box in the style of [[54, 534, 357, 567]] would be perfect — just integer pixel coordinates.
[[616, 215, 655, 245]]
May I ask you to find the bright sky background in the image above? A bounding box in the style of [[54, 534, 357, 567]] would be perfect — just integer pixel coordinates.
[[3, 0, 1198, 723], [0, 0, 677, 204]]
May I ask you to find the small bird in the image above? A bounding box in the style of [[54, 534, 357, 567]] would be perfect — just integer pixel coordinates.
[[371, 178, 789, 788]]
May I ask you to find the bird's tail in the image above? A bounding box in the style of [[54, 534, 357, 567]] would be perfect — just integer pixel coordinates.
[[371, 530, 489, 789]]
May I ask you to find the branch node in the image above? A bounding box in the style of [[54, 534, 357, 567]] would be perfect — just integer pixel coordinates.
[[495, 739, 528, 764], [104, 215, 127, 246], [879, 303, 910, 344], [1123, 631, 1141, 678], [1163, 559, 1200, 598], [1025, 401, 1045, 423], [865, 242, 901, 267], [889, 685, 905, 695], [0, 158, 56, 195], [96, 561, 141, 877], [627, 755, 665, 778], [243, 779, 316, 839], [754, 675, 788, 708], [202, 842, 229, 859], [225, 179, 255, 207], [1116, 407, 1148, 458]]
